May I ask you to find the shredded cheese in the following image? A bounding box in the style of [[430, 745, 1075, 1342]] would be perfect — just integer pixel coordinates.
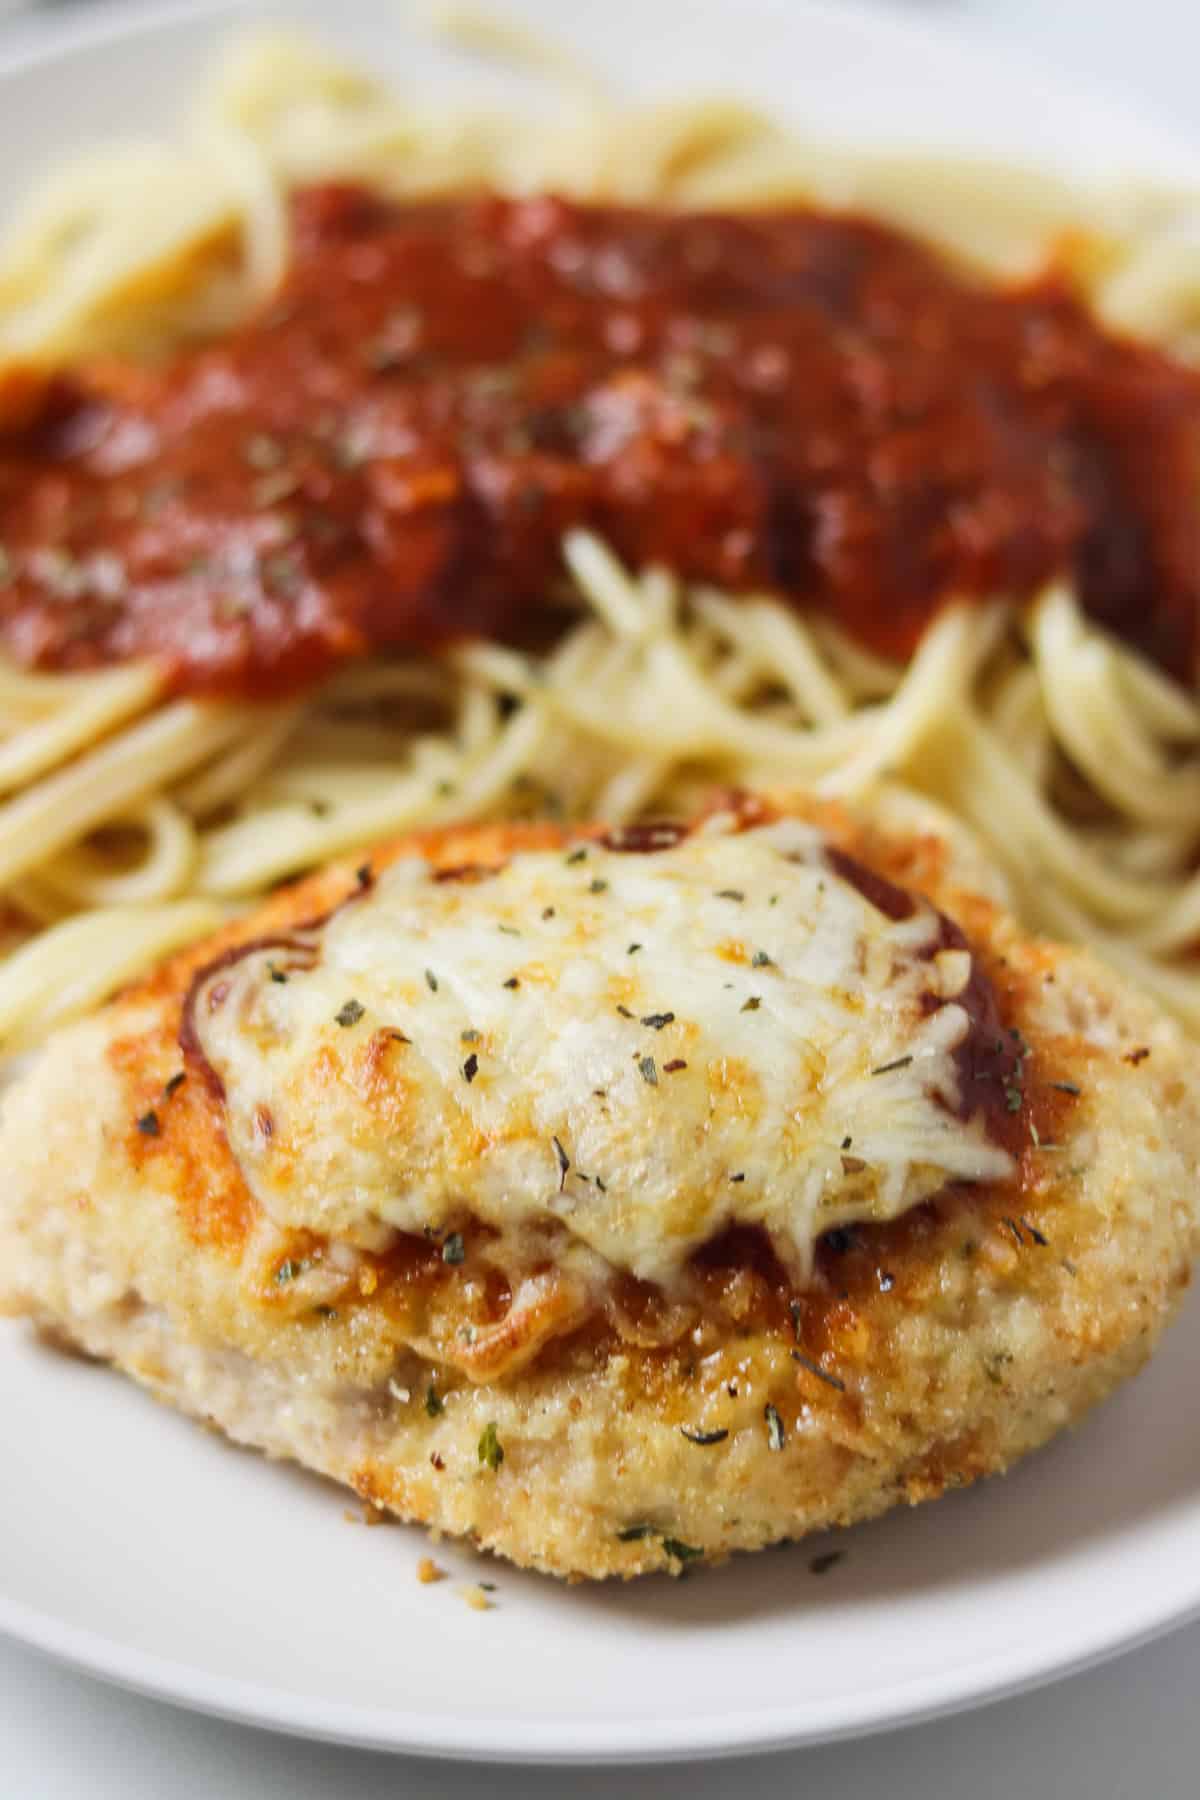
[[196, 815, 1012, 1284]]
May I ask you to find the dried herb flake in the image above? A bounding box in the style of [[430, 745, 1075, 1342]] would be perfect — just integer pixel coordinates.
[[791, 1351, 845, 1392], [661, 1537, 702, 1564], [810, 1550, 845, 1576], [478, 1421, 504, 1471]]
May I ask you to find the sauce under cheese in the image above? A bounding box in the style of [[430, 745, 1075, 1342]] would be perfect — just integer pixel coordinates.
[[187, 813, 1016, 1287]]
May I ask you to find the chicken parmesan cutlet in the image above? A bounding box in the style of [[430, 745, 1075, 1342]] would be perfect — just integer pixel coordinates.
[[1, 790, 1196, 1577]]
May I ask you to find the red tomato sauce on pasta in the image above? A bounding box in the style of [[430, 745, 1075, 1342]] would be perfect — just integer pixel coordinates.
[[1, 186, 1198, 697]]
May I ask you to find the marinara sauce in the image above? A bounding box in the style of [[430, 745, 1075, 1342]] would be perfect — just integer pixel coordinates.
[[1, 186, 1198, 697]]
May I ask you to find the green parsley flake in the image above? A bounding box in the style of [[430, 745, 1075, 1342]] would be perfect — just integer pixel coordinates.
[[661, 1536, 702, 1564], [478, 1421, 504, 1471], [615, 1524, 701, 1563]]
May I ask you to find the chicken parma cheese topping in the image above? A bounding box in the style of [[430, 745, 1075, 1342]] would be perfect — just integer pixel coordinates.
[[180, 802, 1020, 1333]]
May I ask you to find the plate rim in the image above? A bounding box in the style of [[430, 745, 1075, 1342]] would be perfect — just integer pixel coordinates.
[[4, 1576, 1200, 1764], [3, 0, 1200, 1765]]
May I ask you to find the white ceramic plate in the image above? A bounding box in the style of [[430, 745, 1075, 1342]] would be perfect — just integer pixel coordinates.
[[3, 0, 1200, 1766]]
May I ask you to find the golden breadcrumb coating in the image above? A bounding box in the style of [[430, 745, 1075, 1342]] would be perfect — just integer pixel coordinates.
[[2, 789, 1196, 1577]]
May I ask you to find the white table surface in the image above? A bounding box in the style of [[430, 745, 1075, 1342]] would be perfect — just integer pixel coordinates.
[[6, 1, 1200, 1793]]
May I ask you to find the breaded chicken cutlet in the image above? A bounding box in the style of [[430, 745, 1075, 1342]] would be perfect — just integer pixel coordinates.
[[2, 790, 1197, 1577]]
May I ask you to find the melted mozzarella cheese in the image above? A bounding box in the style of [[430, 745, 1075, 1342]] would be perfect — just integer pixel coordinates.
[[194, 817, 1013, 1285]]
